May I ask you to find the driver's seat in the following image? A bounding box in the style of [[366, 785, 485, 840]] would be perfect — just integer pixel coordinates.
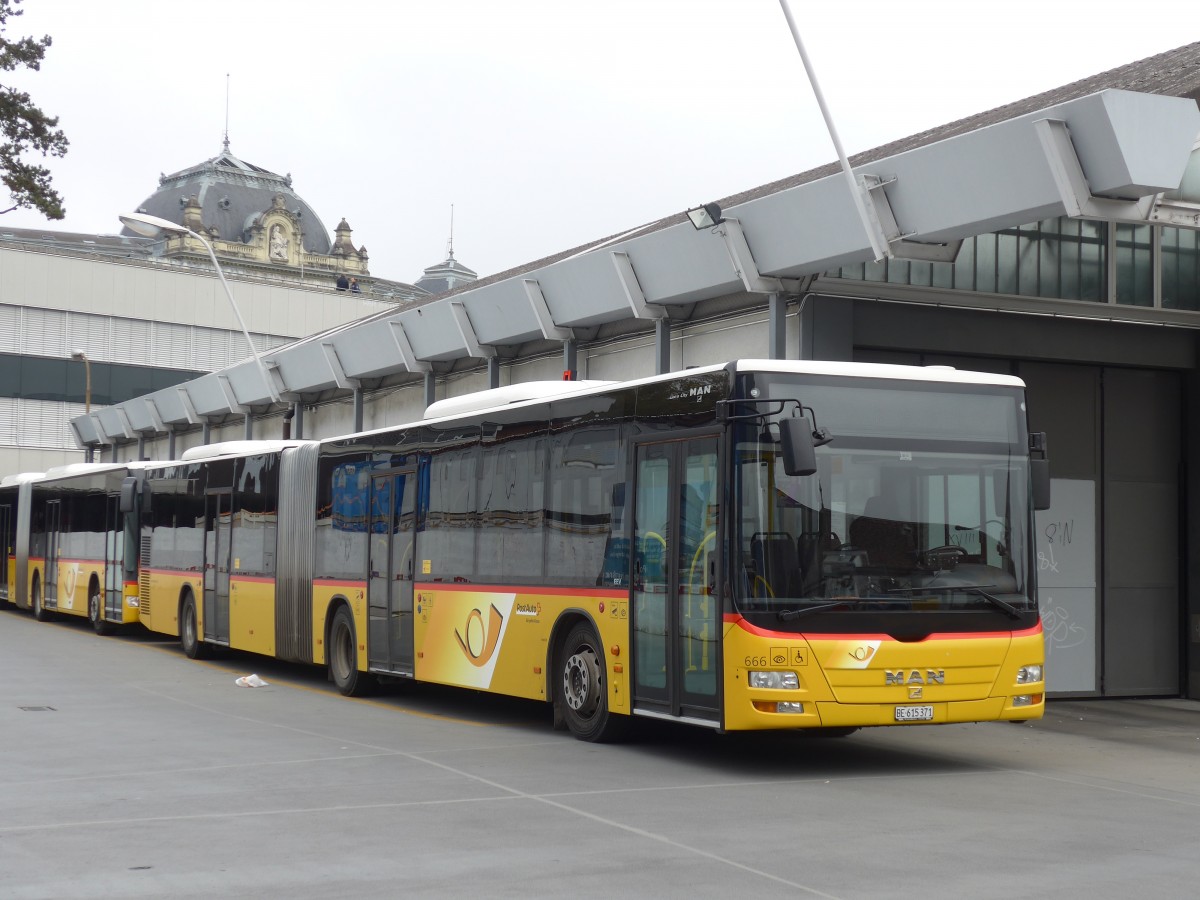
[[849, 497, 915, 568]]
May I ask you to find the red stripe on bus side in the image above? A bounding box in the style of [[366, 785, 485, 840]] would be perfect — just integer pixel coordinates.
[[725, 613, 1043, 641], [55, 557, 105, 567], [423, 583, 628, 599], [139, 568, 273, 584]]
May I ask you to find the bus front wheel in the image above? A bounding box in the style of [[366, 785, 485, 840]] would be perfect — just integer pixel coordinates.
[[180, 594, 209, 659], [89, 587, 112, 636], [557, 622, 627, 743], [329, 606, 374, 697]]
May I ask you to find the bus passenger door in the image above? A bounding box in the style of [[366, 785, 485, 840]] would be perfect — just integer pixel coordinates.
[[0, 502, 11, 601], [204, 490, 232, 645], [367, 470, 416, 676], [44, 500, 61, 608], [104, 494, 122, 621], [631, 437, 720, 723]]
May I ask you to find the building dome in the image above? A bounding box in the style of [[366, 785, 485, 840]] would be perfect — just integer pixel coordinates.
[[124, 143, 333, 254], [415, 249, 478, 296]]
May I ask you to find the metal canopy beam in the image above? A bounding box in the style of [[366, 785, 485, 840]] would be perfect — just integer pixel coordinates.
[[389, 320, 432, 374], [177, 386, 201, 426], [143, 398, 167, 434], [714, 218, 798, 294], [216, 374, 248, 416], [449, 301, 496, 358], [1035, 117, 1156, 222], [69, 414, 103, 449], [524, 279, 573, 340], [611, 250, 665, 319], [321, 342, 359, 390], [81, 89, 1200, 439], [97, 407, 135, 442]]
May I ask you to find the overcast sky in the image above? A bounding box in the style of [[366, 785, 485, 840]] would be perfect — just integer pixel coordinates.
[[2, 0, 1193, 284]]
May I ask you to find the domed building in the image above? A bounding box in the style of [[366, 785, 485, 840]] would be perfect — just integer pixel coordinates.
[[414, 246, 478, 296], [0, 139, 434, 474], [122, 140, 422, 300]]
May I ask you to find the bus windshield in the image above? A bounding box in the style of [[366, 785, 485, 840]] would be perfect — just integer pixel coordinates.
[[733, 373, 1034, 628]]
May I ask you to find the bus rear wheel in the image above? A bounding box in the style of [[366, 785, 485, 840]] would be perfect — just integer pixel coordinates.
[[329, 606, 374, 697], [180, 594, 209, 659], [557, 622, 627, 743], [89, 588, 113, 636]]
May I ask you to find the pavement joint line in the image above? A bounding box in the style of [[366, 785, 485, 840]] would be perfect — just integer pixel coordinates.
[[130, 638, 492, 726], [1020, 769, 1200, 808], [115, 675, 846, 898], [0, 793, 528, 835], [0, 751, 401, 788], [0, 790, 845, 899]]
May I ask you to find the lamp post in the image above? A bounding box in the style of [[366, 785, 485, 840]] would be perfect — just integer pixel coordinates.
[[70, 349, 94, 462], [70, 349, 91, 413], [775, 0, 890, 263], [118, 211, 280, 403]]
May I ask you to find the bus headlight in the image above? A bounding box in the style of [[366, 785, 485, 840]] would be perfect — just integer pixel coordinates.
[[749, 671, 798, 689], [1016, 665, 1043, 684]]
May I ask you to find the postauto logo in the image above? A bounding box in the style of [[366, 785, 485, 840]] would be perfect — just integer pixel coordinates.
[[455, 604, 504, 668]]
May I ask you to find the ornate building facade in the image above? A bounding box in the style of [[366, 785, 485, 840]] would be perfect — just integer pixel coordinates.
[[0, 140, 466, 472]]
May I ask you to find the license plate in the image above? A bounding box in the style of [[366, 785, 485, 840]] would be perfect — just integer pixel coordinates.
[[894, 705, 934, 722]]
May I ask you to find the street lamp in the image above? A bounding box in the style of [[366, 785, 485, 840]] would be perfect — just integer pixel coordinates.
[[70, 349, 94, 462], [119, 211, 279, 402], [70, 349, 91, 413], [686, 202, 724, 230]]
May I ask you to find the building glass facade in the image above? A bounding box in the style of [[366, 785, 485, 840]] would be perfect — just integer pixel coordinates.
[[834, 216, 1200, 312]]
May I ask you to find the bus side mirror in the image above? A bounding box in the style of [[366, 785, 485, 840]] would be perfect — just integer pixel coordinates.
[[779, 417, 817, 477], [119, 476, 137, 514], [1031, 459, 1051, 511], [1030, 432, 1051, 511]]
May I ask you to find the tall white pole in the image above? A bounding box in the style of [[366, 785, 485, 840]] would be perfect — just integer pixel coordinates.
[[188, 228, 280, 402], [776, 0, 890, 261]]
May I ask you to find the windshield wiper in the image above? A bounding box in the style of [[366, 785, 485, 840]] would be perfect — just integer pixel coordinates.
[[777, 601, 848, 621], [886, 583, 1023, 619]]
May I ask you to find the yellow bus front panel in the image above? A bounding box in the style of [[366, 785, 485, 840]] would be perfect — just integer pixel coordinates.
[[722, 616, 1045, 731], [120, 580, 140, 625]]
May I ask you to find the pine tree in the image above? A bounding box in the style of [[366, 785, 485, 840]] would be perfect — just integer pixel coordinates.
[[0, 0, 68, 219]]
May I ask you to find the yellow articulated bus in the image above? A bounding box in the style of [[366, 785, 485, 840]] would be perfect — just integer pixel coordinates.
[[1, 463, 150, 633], [0, 472, 42, 610], [134, 360, 1048, 741]]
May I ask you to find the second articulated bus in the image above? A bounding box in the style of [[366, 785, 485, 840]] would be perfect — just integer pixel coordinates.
[[133, 360, 1049, 740], [1, 463, 149, 632]]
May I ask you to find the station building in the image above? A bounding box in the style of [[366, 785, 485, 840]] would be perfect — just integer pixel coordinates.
[[0, 141, 449, 473], [58, 43, 1200, 701]]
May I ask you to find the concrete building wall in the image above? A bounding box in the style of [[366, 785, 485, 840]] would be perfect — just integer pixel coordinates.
[[0, 244, 401, 473]]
